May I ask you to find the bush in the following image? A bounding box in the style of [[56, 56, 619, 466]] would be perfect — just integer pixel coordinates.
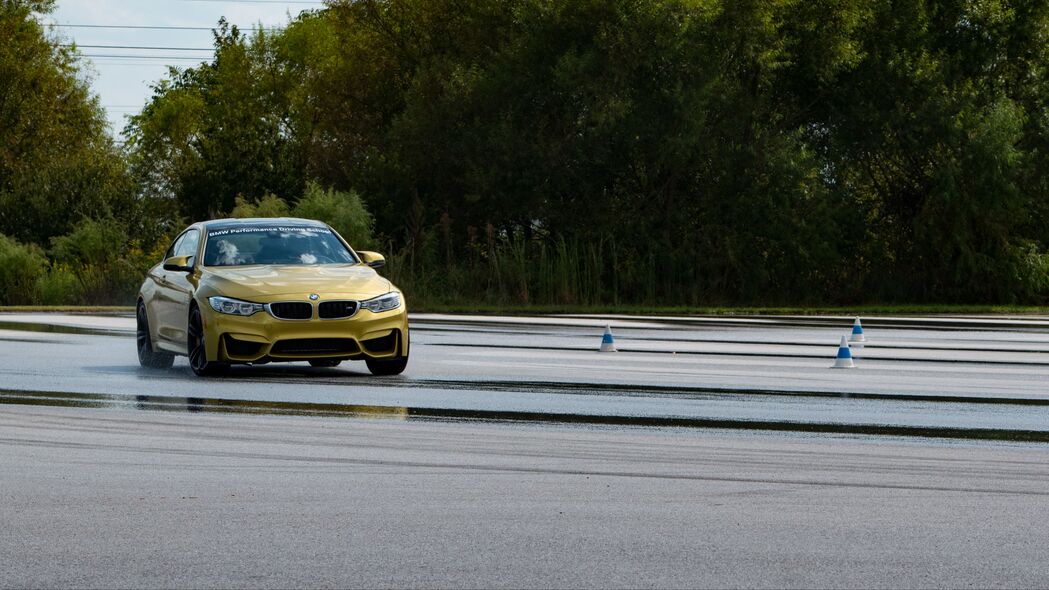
[[293, 182, 375, 248], [50, 217, 127, 268], [36, 264, 83, 305], [225, 185, 375, 249], [49, 218, 145, 304], [230, 194, 291, 218], [0, 234, 46, 305]]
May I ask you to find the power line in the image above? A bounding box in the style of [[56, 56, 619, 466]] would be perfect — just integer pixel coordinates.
[[82, 54, 210, 60], [50, 24, 281, 31], [65, 44, 215, 51], [171, 0, 323, 3], [88, 62, 196, 67]]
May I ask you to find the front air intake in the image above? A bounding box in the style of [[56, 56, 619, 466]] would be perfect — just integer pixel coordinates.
[[361, 331, 398, 354], [319, 300, 359, 319], [271, 338, 359, 355], [223, 335, 264, 358], [268, 302, 313, 320]]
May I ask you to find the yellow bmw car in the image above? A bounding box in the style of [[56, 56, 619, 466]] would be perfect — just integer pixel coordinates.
[[136, 218, 409, 376]]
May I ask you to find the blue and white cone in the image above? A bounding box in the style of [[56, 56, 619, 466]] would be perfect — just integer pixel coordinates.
[[599, 325, 617, 352], [831, 335, 855, 368], [849, 317, 865, 343]]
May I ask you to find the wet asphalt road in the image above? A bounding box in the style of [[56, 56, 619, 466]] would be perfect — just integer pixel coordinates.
[[3, 404, 1049, 589], [2, 313, 1049, 434], [3, 313, 1049, 587]]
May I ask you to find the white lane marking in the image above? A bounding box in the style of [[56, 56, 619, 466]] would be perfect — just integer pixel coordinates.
[[434, 345, 1049, 376], [432, 358, 1046, 397]]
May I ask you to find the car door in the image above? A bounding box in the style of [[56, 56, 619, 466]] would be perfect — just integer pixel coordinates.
[[148, 232, 184, 348], [154, 228, 200, 349]]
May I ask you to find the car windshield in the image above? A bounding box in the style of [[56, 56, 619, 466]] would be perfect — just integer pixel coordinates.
[[202, 224, 356, 266]]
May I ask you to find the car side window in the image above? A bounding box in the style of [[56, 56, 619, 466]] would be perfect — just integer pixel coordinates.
[[174, 229, 200, 259]]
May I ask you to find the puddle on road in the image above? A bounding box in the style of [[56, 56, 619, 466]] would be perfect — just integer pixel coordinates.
[[2, 388, 1047, 443], [0, 321, 130, 338], [54, 362, 1049, 408], [0, 389, 409, 420], [0, 335, 66, 345]]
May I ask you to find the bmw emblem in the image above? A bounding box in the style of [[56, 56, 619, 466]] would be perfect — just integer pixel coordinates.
[[309, 294, 319, 301]]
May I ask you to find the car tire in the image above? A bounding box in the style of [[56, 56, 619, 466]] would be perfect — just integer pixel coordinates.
[[309, 359, 341, 368], [365, 330, 408, 375], [188, 305, 229, 377], [365, 355, 408, 376], [137, 301, 174, 369]]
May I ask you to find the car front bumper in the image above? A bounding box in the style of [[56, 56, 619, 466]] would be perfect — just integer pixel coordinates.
[[200, 301, 409, 363]]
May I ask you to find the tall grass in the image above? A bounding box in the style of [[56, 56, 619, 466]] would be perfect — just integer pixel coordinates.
[[383, 230, 676, 308]]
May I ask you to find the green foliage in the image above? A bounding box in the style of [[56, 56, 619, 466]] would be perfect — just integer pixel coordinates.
[[0, 0, 135, 245], [124, 15, 336, 221], [35, 264, 82, 306], [230, 194, 292, 218], [49, 218, 148, 304], [293, 182, 374, 248], [0, 0, 158, 307], [88, 0, 1049, 304], [50, 217, 128, 269], [226, 184, 375, 248], [0, 233, 46, 305]]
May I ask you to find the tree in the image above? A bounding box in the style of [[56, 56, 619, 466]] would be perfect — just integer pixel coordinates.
[[0, 0, 134, 245], [294, 182, 374, 248], [123, 0, 1049, 305], [126, 15, 331, 222]]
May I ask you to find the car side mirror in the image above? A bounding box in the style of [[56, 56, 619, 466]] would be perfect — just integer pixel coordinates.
[[357, 251, 386, 268], [162, 255, 194, 272]]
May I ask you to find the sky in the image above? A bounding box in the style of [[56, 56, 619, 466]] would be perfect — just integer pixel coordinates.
[[44, 0, 327, 139]]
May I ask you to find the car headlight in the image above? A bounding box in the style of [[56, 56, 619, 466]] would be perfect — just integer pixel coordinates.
[[360, 292, 401, 313], [208, 296, 265, 316]]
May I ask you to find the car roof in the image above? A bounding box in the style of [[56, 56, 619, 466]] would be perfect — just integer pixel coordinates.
[[201, 217, 328, 231]]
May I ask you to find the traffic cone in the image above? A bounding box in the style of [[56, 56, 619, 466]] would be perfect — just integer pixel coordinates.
[[849, 318, 865, 343], [831, 335, 855, 368], [599, 325, 617, 352]]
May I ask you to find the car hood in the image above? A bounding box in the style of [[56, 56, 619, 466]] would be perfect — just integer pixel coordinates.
[[200, 264, 393, 301]]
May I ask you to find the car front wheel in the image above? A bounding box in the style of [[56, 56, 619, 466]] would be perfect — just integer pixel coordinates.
[[188, 305, 228, 377], [366, 330, 409, 375], [365, 356, 408, 375]]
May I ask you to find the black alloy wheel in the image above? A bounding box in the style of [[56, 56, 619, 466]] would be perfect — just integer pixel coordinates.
[[188, 305, 228, 377], [137, 301, 174, 369], [309, 359, 342, 368]]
